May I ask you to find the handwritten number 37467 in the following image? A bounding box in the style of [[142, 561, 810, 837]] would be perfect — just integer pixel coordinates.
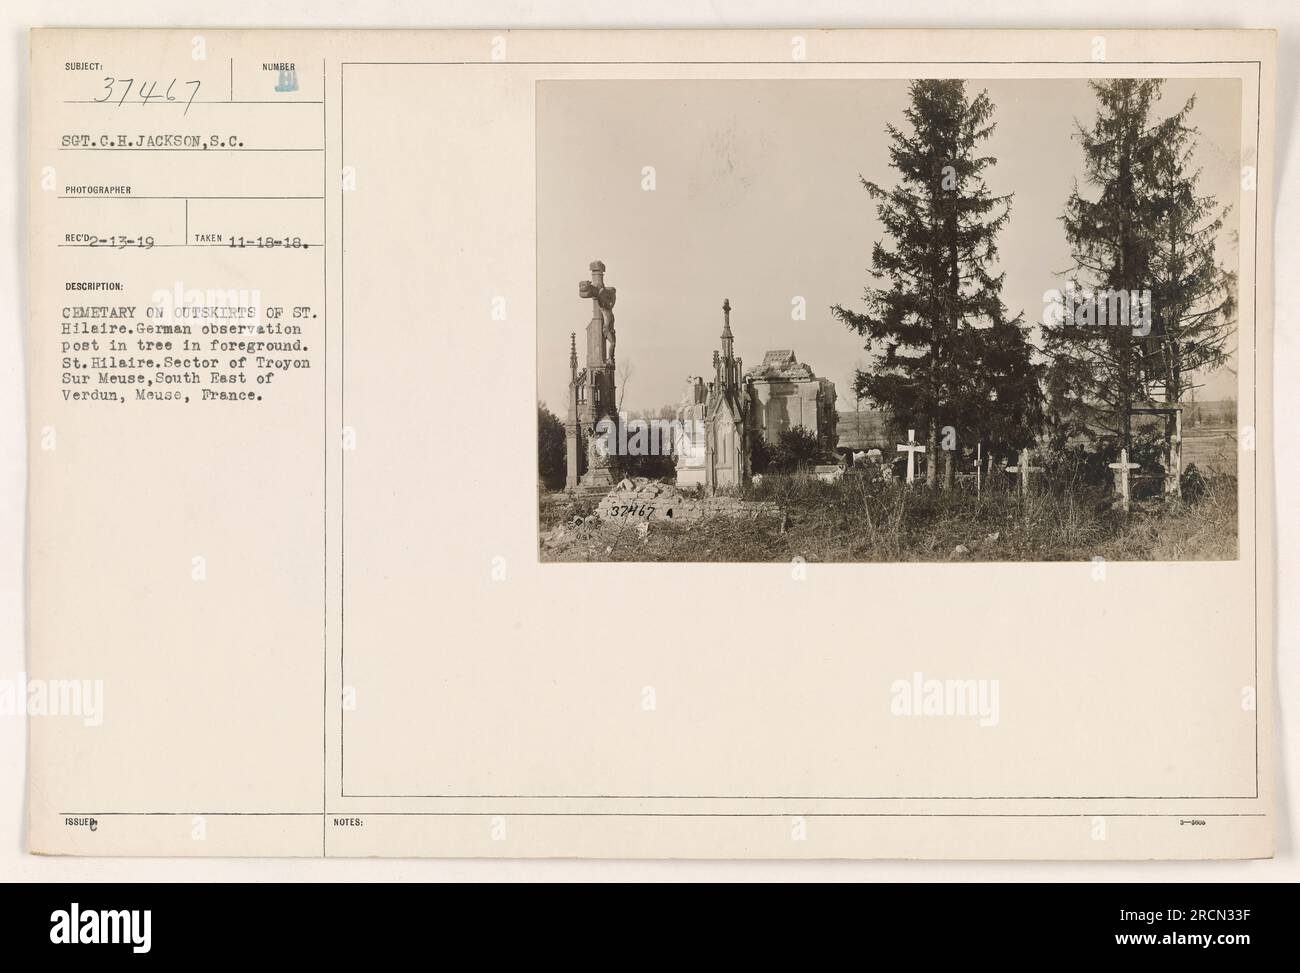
[[94, 78, 202, 115]]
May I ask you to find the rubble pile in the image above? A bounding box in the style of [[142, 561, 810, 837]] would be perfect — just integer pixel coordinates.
[[594, 477, 778, 525]]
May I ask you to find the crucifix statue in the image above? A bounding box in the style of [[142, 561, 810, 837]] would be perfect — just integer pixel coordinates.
[[1005, 447, 1042, 497], [578, 259, 617, 365], [569, 259, 619, 493], [1109, 448, 1140, 513], [896, 429, 925, 485]]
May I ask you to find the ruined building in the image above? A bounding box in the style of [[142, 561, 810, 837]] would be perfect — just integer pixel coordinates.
[[745, 349, 838, 449]]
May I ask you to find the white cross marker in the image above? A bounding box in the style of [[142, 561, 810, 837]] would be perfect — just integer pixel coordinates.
[[1004, 447, 1042, 496], [896, 429, 926, 485], [1108, 447, 1140, 512]]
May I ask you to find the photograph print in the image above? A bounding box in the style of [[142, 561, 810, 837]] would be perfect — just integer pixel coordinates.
[[536, 78, 1242, 563]]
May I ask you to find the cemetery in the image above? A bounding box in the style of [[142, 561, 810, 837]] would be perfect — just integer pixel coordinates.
[[538, 254, 1235, 563], [539, 446, 1236, 563], [539, 79, 1240, 564]]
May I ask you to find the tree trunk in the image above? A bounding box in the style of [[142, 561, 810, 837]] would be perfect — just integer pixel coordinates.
[[926, 419, 938, 489]]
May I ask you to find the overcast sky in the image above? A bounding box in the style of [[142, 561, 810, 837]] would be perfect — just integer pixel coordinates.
[[537, 78, 1242, 416]]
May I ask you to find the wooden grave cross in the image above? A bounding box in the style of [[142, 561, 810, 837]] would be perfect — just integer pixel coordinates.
[[1108, 448, 1140, 513], [1004, 447, 1043, 496], [896, 429, 926, 485]]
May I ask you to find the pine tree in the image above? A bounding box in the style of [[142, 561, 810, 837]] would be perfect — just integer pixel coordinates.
[[962, 319, 1044, 465], [833, 80, 1037, 488], [1145, 105, 1236, 406], [1043, 80, 1208, 450]]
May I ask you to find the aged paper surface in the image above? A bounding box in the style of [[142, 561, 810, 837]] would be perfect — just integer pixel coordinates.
[[27, 28, 1274, 858]]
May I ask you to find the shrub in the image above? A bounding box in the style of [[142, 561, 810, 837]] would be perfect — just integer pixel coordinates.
[[1037, 430, 1169, 497], [537, 403, 567, 490], [768, 426, 833, 473], [750, 435, 773, 474], [1180, 463, 1209, 503], [614, 450, 677, 481]]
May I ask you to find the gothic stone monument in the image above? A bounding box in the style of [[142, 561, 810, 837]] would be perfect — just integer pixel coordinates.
[[675, 299, 752, 492], [565, 260, 618, 492]]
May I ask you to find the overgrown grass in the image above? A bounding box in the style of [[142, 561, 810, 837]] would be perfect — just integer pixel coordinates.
[[539, 471, 1237, 563]]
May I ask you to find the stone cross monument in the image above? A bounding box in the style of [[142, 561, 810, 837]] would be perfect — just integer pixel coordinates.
[[579, 259, 617, 369], [565, 260, 619, 492]]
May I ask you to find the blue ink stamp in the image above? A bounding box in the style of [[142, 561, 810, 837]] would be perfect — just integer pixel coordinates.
[[275, 68, 298, 93]]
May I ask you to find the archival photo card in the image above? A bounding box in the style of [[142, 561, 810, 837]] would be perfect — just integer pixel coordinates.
[[26, 28, 1273, 859]]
